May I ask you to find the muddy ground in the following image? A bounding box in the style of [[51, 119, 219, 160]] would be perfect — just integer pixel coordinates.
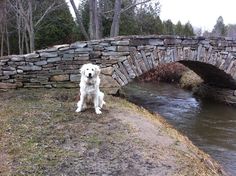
[[0, 88, 226, 175]]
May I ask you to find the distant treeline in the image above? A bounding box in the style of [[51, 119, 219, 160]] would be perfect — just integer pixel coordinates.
[[0, 0, 233, 56]]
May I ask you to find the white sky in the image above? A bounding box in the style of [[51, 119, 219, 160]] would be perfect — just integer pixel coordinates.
[[159, 0, 236, 31], [67, 0, 236, 31]]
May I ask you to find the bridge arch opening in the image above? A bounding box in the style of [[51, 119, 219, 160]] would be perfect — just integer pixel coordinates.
[[178, 61, 236, 89]]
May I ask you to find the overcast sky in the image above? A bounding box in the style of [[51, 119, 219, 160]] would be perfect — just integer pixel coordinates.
[[67, 0, 236, 31], [159, 0, 236, 31]]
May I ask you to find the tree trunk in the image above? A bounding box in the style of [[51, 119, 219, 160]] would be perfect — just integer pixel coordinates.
[[6, 24, 10, 55], [70, 0, 89, 40], [28, 0, 34, 52], [89, 0, 101, 40], [94, 0, 100, 39], [98, 0, 103, 38], [0, 25, 3, 57], [89, 0, 96, 39], [110, 0, 121, 37], [16, 2, 23, 54], [24, 26, 29, 54]]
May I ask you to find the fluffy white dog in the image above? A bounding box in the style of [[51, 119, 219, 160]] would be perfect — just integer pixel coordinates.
[[76, 63, 105, 114]]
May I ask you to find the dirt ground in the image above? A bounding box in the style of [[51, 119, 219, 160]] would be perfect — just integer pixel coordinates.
[[0, 88, 227, 176]]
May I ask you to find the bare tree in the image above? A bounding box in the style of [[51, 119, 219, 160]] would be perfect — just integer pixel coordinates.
[[8, 0, 64, 53], [0, 0, 10, 56]]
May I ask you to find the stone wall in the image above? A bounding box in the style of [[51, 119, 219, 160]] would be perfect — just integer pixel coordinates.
[[0, 38, 131, 94], [1, 35, 236, 94]]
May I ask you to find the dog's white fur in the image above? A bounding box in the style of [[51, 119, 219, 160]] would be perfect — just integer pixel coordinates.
[[76, 63, 105, 114]]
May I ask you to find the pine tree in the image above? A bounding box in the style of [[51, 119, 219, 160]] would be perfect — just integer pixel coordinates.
[[212, 16, 227, 37], [35, 0, 77, 49], [163, 20, 174, 35], [175, 21, 183, 36]]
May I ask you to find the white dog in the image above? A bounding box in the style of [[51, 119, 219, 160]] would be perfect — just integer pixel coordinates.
[[76, 63, 105, 114]]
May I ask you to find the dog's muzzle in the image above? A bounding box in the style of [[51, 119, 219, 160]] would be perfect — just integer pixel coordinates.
[[88, 73, 92, 79]]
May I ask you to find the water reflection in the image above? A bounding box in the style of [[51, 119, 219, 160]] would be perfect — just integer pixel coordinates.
[[122, 81, 236, 175]]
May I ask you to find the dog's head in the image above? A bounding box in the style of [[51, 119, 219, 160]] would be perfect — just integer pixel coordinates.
[[80, 63, 100, 79]]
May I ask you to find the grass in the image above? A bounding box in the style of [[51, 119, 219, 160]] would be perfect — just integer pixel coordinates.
[[0, 89, 79, 175]]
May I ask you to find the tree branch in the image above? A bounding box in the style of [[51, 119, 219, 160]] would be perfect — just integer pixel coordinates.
[[34, 2, 67, 28], [34, 2, 56, 27], [121, 0, 152, 13], [104, 0, 152, 14]]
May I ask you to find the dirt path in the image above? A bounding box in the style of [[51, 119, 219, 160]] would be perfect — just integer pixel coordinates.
[[0, 89, 226, 175]]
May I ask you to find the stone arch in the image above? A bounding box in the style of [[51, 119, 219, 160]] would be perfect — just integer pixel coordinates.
[[112, 36, 236, 92]]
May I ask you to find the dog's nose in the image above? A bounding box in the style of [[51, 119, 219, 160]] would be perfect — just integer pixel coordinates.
[[88, 73, 92, 77]]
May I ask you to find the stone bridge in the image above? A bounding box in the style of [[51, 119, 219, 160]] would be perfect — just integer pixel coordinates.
[[1, 35, 236, 95]]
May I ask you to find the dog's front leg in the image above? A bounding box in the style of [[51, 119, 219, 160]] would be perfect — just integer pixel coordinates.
[[76, 93, 85, 112], [94, 95, 102, 114]]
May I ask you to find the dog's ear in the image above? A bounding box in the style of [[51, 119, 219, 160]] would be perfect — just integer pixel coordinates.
[[94, 65, 101, 76], [80, 65, 85, 75]]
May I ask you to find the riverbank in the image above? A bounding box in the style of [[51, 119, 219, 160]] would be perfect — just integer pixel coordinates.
[[0, 88, 226, 175]]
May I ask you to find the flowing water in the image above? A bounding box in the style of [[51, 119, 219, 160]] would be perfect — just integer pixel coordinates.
[[122, 81, 236, 175]]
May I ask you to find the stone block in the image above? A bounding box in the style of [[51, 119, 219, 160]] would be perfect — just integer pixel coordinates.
[[70, 74, 81, 82], [111, 40, 129, 46], [18, 65, 42, 71], [101, 67, 114, 75], [0, 82, 18, 89], [164, 38, 182, 45], [17, 70, 23, 74], [75, 48, 93, 53], [58, 47, 70, 51], [24, 53, 39, 59], [148, 39, 164, 46], [53, 44, 69, 49], [93, 45, 104, 51], [74, 56, 89, 60], [3, 70, 17, 76], [62, 54, 74, 60], [50, 74, 69, 82], [23, 83, 44, 88], [105, 46, 117, 51], [99, 42, 110, 47], [100, 74, 120, 88], [117, 46, 130, 52], [102, 51, 129, 57], [70, 42, 87, 48], [47, 57, 61, 63], [40, 52, 58, 58], [11, 56, 25, 61], [90, 51, 101, 58], [2, 66, 15, 71], [35, 60, 47, 66]]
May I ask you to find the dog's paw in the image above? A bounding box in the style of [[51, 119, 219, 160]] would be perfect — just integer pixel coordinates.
[[95, 108, 102, 114], [75, 108, 81, 113]]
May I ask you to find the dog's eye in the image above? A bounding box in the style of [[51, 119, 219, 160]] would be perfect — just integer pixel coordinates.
[[87, 68, 89, 70], [92, 69, 94, 71]]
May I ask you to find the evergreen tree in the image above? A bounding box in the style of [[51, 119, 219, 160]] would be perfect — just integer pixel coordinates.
[[175, 21, 183, 36], [183, 22, 194, 37], [212, 16, 227, 37], [35, 0, 77, 49], [163, 20, 174, 35]]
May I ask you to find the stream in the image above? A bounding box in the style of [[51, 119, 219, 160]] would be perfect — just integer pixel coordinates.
[[122, 81, 236, 175]]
